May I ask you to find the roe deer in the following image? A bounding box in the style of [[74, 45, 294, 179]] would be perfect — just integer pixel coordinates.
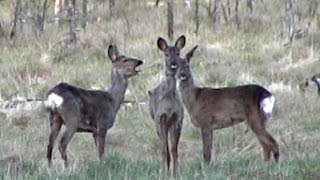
[[44, 45, 143, 167], [148, 35, 185, 177], [305, 73, 320, 95], [176, 46, 279, 165]]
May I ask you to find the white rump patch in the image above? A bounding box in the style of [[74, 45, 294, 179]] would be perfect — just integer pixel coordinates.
[[260, 95, 275, 116], [44, 93, 64, 109]]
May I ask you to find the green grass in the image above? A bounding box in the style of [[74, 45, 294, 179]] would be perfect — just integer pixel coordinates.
[[0, 0, 320, 179], [1, 153, 320, 180]]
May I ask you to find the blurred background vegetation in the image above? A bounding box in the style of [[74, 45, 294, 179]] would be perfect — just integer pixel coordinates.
[[0, 0, 320, 179]]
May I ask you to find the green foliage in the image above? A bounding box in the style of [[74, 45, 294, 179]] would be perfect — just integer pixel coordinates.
[[0, 0, 320, 179]]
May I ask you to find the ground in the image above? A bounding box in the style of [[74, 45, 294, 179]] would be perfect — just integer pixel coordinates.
[[0, 0, 320, 179]]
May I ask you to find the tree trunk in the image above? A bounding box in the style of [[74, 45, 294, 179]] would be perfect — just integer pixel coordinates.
[[221, 0, 228, 25], [9, 0, 21, 40], [0, 21, 3, 37], [212, 0, 220, 25], [208, 0, 212, 16], [64, 0, 69, 9], [247, 0, 253, 23], [234, 0, 240, 29], [55, 0, 67, 26], [39, 0, 49, 35], [66, 0, 72, 19], [0, 23, 3, 37], [82, 0, 88, 29], [0, 10, 4, 37], [70, 0, 76, 44], [109, 0, 116, 19], [155, 0, 161, 6], [286, 0, 297, 41], [195, 0, 200, 34], [226, 0, 231, 16], [31, 0, 42, 37], [167, 0, 174, 41], [308, 0, 318, 19]]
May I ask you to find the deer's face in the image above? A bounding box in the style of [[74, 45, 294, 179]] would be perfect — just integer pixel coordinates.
[[177, 58, 191, 81], [157, 35, 186, 74], [108, 45, 143, 78], [114, 56, 143, 78], [177, 45, 198, 81]]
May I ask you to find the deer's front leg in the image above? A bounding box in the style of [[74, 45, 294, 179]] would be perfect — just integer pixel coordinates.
[[170, 124, 181, 177], [97, 130, 107, 160], [157, 116, 170, 177], [201, 128, 213, 165]]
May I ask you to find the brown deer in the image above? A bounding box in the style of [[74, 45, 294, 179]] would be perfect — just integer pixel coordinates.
[[44, 45, 143, 167], [148, 36, 185, 177], [176, 45, 279, 165]]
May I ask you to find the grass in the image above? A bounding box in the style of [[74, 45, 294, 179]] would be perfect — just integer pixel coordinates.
[[0, 0, 320, 179], [1, 152, 320, 180]]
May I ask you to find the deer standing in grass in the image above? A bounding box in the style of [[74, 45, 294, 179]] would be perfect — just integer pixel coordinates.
[[148, 36, 185, 177], [45, 45, 143, 167], [176, 45, 279, 165]]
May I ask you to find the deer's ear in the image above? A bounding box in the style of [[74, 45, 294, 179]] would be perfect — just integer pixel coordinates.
[[157, 37, 168, 52], [175, 35, 186, 50], [186, 45, 198, 62], [108, 45, 119, 62]]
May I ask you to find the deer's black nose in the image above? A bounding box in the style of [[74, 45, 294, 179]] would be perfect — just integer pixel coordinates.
[[137, 60, 143, 65], [179, 72, 187, 81]]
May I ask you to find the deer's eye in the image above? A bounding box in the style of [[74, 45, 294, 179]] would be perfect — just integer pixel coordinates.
[[165, 53, 169, 56]]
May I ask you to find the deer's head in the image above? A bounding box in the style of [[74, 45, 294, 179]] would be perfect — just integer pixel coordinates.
[[157, 35, 186, 75], [177, 45, 198, 81], [108, 45, 143, 78]]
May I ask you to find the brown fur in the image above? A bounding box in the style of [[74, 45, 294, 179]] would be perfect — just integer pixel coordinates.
[[177, 45, 279, 165], [45, 45, 143, 167], [148, 36, 185, 177]]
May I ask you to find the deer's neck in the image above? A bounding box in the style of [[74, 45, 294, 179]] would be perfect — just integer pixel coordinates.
[[161, 70, 177, 92], [108, 69, 128, 112], [178, 75, 196, 107]]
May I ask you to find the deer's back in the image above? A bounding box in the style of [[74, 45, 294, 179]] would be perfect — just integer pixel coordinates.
[[47, 83, 115, 128], [186, 84, 272, 129]]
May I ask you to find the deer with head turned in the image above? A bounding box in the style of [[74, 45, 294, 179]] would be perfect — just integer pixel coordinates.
[[176, 45, 279, 165], [44, 45, 143, 167], [148, 35, 185, 177]]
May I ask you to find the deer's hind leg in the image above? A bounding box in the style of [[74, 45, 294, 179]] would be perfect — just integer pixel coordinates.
[[169, 119, 182, 177], [47, 111, 62, 167], [59, 125, 77, 168], [157, 115, 170, 177], [58, 105, 80, 168], [246, 111, 279, 162]]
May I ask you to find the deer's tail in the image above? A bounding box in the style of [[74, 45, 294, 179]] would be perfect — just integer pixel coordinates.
[[44, 92, 64, 111], [259, 90, 276, 121]]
